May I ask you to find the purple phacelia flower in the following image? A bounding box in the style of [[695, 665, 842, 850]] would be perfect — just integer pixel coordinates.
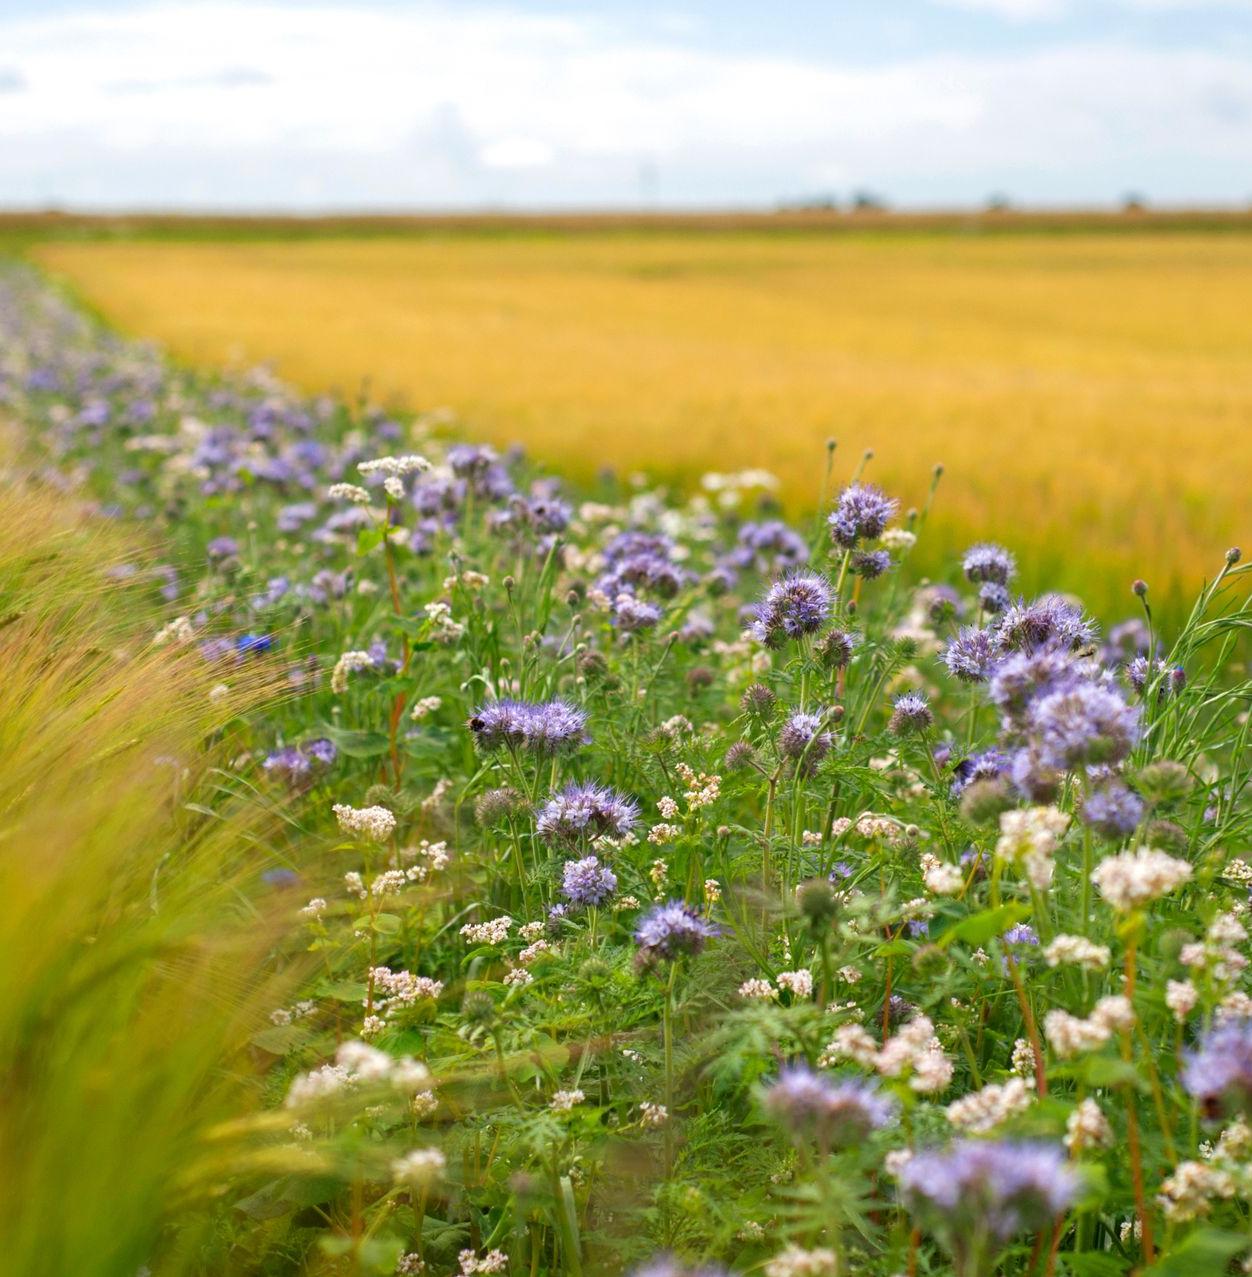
[[537, 781, 639, 846], [944, 626, 998, 683], [950, 748, 1007, 797], [829, 483, 897, 549], [468, 699, 589, 756], [996, 595, 1097, 654], [899, 1140, 1078, 1255], [750, 572, 832, 647], [1001, 924, 1039, 947], [962, 543, 1016, 587], [778, 711, 833, 771], [611, 593, 662, 633], [1183, 1017, 1252, 1118], [560, 855, 618, 907], [1081, 782, 1145, 839], [889, 691, 933, 735], [851, 548, 892, 580], [761, 1064, 895, 1149], [1028, 680, 1140, 770], [634, 900, 718, 963]]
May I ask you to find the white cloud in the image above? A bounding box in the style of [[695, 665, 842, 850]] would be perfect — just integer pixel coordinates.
[[0, 2, 1248, 208], [931, 0, 1069, 20]]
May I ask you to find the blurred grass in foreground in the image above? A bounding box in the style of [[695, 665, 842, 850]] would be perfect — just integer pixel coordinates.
[[0, 469, 290, 1275], [28, 226, 1251, 619]]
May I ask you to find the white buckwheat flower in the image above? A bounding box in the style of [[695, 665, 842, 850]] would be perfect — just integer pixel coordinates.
[[1091, 846, 1192, 911], [332, 802, 397, 842]]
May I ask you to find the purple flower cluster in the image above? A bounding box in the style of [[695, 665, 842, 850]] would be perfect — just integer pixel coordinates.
[[468, 699, 589, 756], [560, 855, 618, 907], [750, 572, 832, 648], [889, 692, 934, 736], [761, 1064, 895, 1149], [944, 626, 999, 683], [829, 483, 898, 549], [537, 781, 639, 845], [634, 900, 719, 964], [1081, 780, 1145, 838], [899, 1140, 1078, 1251], [950, 747, 1008, 797], [778, 710, 833, 773], [262, 738, 337, 786], [1182, 1017, 1252, 1117], [962, 542, 1016, 587], [996, 594, 1097, 654]]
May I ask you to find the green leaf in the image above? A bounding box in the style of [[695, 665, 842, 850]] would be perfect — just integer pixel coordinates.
[[935, 902, 1029, 948], [1061, 1253, 1129, 1277], [322, 725, 391, 758], [373, 912, 403, 935], [1143, 1227, 1249, 1277], [248, 1023, 306, 1055], [1078, 1054, 1148, 1091]]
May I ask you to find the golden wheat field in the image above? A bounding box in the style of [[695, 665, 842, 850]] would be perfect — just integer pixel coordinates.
[[32, 228, 1252, 613]]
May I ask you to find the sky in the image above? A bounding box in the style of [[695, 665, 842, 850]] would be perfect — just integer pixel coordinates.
[[1, 0, 1250, 211]]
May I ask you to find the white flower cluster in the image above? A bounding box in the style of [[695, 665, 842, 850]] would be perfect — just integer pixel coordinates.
[[410, 695, 443, 720], [820, 1016, 952, 1092], [457, 1249, 508, 1275], [331, 649, 375, 694], [764, 1246, 839, 1277], [285, 1039, 430, 1108], [550, 1088, 585, 1112], [738, 978, 778, 1001], [1043, 995, 1135, 1058], [1090, 846, 1193, 911], [400, 839, 451, 883], [945, 1076, 1033, 1133], [332, 802, 397, 843], [921, 853, 965, 896], [776, 969, 814, 999], [370, 967, 445, 1018], [1179, 911, 1249, 986], [424, 600, 465, 643], [1157, 1160, 1235, 1222], [1166, 979, 1199, 1022], [995, 805, 1070, 890], [1065, 1098, 1114, 1153], [327, 482, 371, 504], [152, 615, 195, 646], [460, 916, 513, 945], [639, 1101, 669, 1127], [391, 1146, 446, 1189], [358, 454, 430, 478], [676, 762, 721, 810], [1043, 934, 1111, 970]]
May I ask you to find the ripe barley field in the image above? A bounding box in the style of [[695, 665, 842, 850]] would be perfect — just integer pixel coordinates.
[[31, 223, 1252, 615]]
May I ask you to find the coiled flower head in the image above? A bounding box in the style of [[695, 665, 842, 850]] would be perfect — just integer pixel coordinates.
[[829, 483, 898, 549], [536, 781, 639, 846], [761, 1064, 895, 1149], [634, 900, 719, 965], [750, 572, 832, 647]]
